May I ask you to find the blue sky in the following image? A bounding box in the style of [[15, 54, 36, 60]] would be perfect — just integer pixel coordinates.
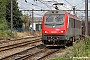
[[17, 0, 90, 17]]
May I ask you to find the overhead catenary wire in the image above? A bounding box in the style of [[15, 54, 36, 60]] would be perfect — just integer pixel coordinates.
[[17, 0, 89, 18], [34, 13, 43, 16], [22, 0, 49, 15], [17, 0, 29, 9], [38, 0, 52, 10], [47, 1, 56, 9], [26, 2, 44, 9], [62, 0, 85, 16], [25, 0, 27, 3], [73, 1, 85, 16], [18, 0, 45, 10], [64, 0, 73, 6], [75, 1, 84, 7]]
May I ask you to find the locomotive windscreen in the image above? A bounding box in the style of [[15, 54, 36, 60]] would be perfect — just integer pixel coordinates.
[[45, 14, 64, 28], [55, 15, 64, 24], [46, 15, 54, 22]]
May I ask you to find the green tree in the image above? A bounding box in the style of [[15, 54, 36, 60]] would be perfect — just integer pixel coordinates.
[[6, 0, 23, 28], [21, 15, 32, 29], [0, 0, 8, 29]]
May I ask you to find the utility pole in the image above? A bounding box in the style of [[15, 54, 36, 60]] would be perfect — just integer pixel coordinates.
[[73, 6, 76, 40], [32, 9, 34, 35], [73, 6, 76, 15], [85, 0, 88, 36], [10, 0, 13, 40]]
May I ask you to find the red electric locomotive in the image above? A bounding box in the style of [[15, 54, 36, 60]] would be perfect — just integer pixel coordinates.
[[42, 10, 82, 46]]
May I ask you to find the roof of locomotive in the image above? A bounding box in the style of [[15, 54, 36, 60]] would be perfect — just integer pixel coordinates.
[[45, 10, 65, 15], [67, 12, 81, 21], [45, 10, 81, 21]]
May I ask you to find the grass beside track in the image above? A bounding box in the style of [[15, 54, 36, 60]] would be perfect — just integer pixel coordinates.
[[51, 38, 90, 60]]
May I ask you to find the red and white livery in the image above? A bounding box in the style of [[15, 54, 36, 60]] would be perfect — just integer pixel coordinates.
[[42, 10, 82, 46]]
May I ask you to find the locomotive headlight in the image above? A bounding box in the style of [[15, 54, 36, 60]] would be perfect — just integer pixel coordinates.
[[59, 30, 65, 33], [45, 31, 48, 33], [61, 31, 64, 33]]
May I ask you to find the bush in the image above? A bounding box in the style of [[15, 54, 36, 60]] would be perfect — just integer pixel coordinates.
[[51, 57, 73, 60], [0, 30, 18, 38], [51, 38, 90, 60], [0, 30, 10, 37]]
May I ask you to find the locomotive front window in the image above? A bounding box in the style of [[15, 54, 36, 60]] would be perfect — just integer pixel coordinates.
[[46, 15, 53, 22], [55, 15, 64, 25], [44, 14, 64, 28]]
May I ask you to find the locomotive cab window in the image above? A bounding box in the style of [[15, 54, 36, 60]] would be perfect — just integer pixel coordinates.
[[44, 14, 64, 28], [55, 15, 64, 25], [45, 15, 54, 22]]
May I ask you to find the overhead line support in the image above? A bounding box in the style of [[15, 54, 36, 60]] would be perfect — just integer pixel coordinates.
[[20, 10, 87, 11], [85, 0, 88, 36]]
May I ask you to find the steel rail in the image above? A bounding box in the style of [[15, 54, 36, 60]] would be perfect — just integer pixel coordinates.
[[0, 39, 41, 60]]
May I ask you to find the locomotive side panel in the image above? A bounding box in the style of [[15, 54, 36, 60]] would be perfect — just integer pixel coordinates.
[[65, 18, 74, 39], [74, 19, 82, 39], [65, 17, 82, 41]]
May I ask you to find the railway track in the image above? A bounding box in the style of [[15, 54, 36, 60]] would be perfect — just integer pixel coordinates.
[[0, 38, 65, 60], [0, 35, 86, 60], [0, 36, 41, 48], [0, 36, 35, 44], [0, 37, 41, 60], [0, 40, 10, 44], [13, 46, 64, 60], [3, 46, 64, 60], [0, 38, 41, 52]]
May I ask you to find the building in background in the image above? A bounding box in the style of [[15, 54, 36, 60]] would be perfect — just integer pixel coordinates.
[[29, 17, 42, 32]]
